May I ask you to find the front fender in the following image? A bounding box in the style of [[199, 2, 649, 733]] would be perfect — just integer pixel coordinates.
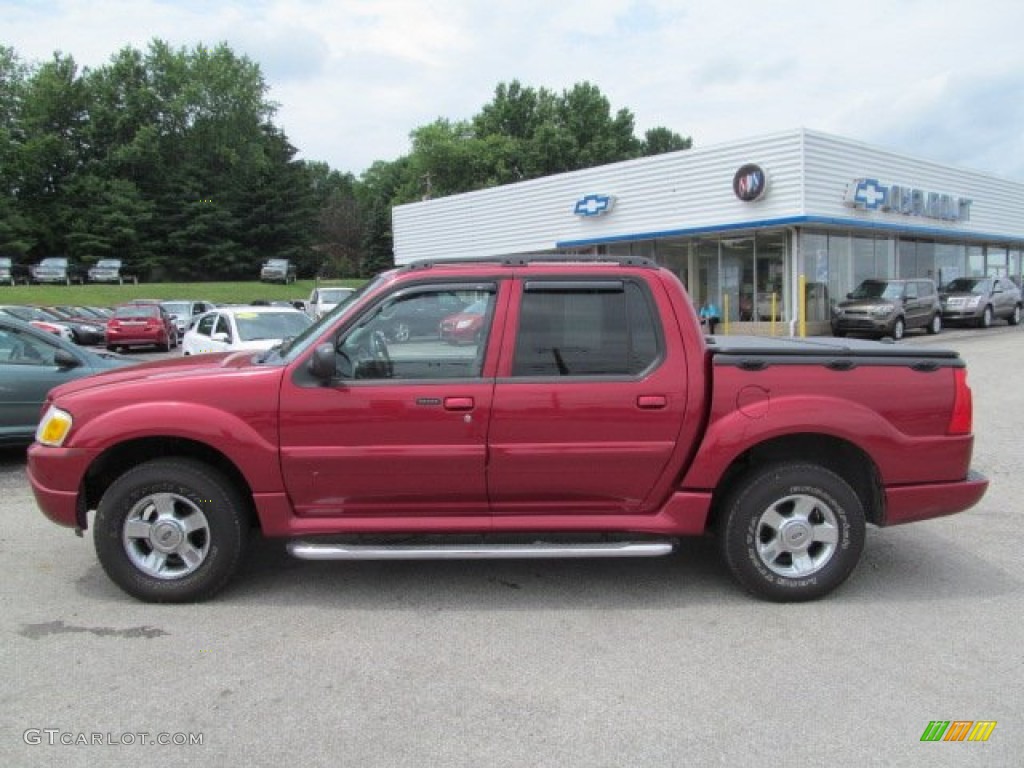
[[70, 402, 284, 493]]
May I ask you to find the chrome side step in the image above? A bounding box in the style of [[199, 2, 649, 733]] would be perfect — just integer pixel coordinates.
[[286, 539, 675, 561]]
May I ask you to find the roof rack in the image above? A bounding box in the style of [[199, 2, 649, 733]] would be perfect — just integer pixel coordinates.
[[404, 253, 659, 271]]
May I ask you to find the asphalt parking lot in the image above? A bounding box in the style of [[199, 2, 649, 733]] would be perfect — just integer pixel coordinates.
[[1, 325, 1021, 767]]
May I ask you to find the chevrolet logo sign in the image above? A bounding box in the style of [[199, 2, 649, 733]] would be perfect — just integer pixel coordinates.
[[574, 194, 616, 217]]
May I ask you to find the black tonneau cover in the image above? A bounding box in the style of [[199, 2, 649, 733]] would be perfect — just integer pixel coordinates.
[[707, 335, 963, 369]]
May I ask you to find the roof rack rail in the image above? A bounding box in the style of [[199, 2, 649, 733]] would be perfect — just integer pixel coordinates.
[[404, 253, 659, 271]]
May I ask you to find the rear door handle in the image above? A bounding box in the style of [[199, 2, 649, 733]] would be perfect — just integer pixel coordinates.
[[636, 395, 667, 409], [444, 397, 475, 411]]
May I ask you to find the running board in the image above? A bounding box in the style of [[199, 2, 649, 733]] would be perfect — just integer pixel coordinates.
[[286, 539, 675, 561]]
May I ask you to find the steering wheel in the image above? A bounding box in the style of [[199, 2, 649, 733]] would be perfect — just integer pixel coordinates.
[[368, 330, 393, 377]]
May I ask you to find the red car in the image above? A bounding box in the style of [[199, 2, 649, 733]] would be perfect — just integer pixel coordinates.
[[106, 303, 178, 352], [439, 297, 490, 344]]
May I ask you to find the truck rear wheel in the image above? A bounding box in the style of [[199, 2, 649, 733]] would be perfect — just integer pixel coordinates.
[[94, 458, 249, 602], [718, 462, 865, 602]]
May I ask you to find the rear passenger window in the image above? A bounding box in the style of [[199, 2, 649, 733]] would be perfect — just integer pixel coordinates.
[[512, 280, 661, 377]]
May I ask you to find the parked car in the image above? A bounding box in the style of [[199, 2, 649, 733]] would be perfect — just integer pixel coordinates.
[[158, 300, 217, 336], [259, 258, 297, 284], [439, 297, 491, 344], [88, 258, 137, 285], [832, 278, 942, 340], [0, 315, 133, 446], [182, 306, 312, 356], [0, 305, 75, 342], [1, 257, 29, 286], [308, 286, 355, 320], [41, 306, 107, 345], [106, 303, 178, 352], [378, 290, 469, 342], [30, 256, 87, 285], [940, 276, 1023, 328]]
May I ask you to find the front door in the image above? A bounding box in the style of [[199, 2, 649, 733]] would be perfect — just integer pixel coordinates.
[[278, 282, 500, 518]]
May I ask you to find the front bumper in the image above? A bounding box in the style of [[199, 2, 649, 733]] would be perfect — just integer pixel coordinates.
[[27, 444, 93, 529]]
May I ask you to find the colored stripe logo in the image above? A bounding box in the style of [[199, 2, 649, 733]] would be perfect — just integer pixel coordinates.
[[921, 721, 997, 742]]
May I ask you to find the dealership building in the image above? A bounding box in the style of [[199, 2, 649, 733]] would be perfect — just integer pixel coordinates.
[[392, 128, 1024, 335]]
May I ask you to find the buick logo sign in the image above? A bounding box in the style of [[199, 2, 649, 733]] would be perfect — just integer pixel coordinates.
[[733, 164, 768, 202]]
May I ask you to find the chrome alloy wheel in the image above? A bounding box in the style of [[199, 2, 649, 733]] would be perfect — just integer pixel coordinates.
[[122, 492, 211, 579], [754, 494, 839, 578]]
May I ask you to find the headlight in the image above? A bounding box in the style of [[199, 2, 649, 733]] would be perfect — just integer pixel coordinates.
[[965, 297, 982, 308], [870, 305, 892, 316], [36, 405, 73, 447]]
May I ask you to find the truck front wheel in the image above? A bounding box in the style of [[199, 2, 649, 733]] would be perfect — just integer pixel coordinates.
[[718, 462, 865, 602], [94, 458, 249, 602]]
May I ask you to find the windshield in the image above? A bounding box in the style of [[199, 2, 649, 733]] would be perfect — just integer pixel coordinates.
[[40, 257, 68, 267], [160, 301, 192, 316], [235, 311, 312, 341], [96, 259, 121, 268], [850, 281, 902, 300], [0, 258, 10, 267], [115, 305, 159, 319], [267, 275, 385, 362], [264, 259, 288, 268], [5, 306, 55, 321], [945, 278, 989, 294], [319, 287, 354, 304]]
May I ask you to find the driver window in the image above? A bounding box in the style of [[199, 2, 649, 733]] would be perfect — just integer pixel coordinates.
[[214, 315, 232, 339], [0, 327, 57, 366], [337, 285, 497, 380], [196, 314, 216, 337]]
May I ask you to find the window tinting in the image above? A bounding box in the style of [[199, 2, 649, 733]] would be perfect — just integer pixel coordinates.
[[512, 281, 661, 376]]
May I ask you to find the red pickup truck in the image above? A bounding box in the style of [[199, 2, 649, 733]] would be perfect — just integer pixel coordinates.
[[27, 256, 988, 603]]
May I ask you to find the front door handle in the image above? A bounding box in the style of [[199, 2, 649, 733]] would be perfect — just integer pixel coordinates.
[[444, 397, 474, 411]]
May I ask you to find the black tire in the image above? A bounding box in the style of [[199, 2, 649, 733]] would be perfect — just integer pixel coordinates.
[[890, 317, 905, 341], [1009, 305, 1022, 326], [980, 306, 993, 329], [718, 462, 866, 602], [926, 313, 941, 335], [94, 458, 249, 602]]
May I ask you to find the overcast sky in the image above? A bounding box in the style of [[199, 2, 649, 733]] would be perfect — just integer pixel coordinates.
[[6, 0, 1024, 180]]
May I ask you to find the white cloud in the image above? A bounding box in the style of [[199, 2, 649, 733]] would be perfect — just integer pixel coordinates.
[[5, 0, 1024, 179]]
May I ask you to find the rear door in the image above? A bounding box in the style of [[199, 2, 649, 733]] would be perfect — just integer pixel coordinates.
[[487, 275, 688, 515]]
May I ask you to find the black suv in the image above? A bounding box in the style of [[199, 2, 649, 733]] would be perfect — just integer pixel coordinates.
[[832, 278, 942, 340]]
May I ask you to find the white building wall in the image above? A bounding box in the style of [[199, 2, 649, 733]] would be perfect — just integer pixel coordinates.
[[801, 131, 1024, 238], [392, 129, 1024, 264]]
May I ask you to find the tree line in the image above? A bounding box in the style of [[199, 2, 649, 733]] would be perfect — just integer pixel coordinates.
[[0, 41, 691, 281]]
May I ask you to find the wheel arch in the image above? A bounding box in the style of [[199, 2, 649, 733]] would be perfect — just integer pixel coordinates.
[[80, 437, 259, 532], [705, 433, 884, 531]]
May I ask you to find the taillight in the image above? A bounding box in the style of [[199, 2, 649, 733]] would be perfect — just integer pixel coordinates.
[[948, 367, 973, 435]]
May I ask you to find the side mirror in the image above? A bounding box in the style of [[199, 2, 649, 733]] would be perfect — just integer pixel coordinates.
[[308, 343, 336, 380], [212, 332, 231, 343], [54, 348, 81, 369]]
